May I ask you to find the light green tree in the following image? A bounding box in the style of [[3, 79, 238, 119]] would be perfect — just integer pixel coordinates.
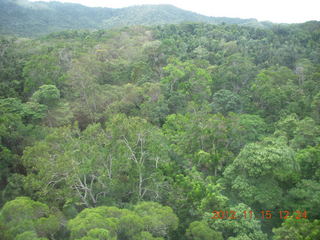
[[273, 216, 320, 240], [134, 202, 179, 237], [0, 197, 60, 240], [222, 137, 298, 209]]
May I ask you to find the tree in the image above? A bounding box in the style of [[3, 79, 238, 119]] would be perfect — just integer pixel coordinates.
[[161, 58, 212, 112], [164, 168, 228, 240], [210, 89, 241, 115], [66, 55, 106, 126], [67, 202, 177, 240], [14, 231, 48, 240], [30, 84, 72, 127], [103, 114, 170, 202], [0, 98, 46, 204], [207, 203, 268, 240], [286, 180, 320, 219], [76, 228, 115, 240], [222, 137, 298, 210], [0, 197, 60, 240], [275, 115, 320, 149], [31, 85, 60, 108], [211, 53, 256, 93], [0, 37, 24, 98], [311, 91, 320, 123], [275, 114, 299, 140], [290, 117, 320, 149], [67, 207, 119, 240], [295, 145, 320, 181], [139, 82, 169, 126], [22, 126, 81, 206], [22, 115, 170, 207], [273, 216, 320, 240], [23, 54, 64, 97], [134, 202, 179, 238], [132, 231, 164, 240], [163, 112, 232, 176], [186, 221, 223, 240], [250, 66, 300, 121], [227, 113, 267, 153]]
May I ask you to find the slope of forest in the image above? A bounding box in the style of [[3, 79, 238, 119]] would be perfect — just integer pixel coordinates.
[[0, 0, 270, 36], [0, 14, 320, 240]]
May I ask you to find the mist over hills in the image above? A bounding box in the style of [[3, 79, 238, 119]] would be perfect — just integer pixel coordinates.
[[0, 0, 270, 37]]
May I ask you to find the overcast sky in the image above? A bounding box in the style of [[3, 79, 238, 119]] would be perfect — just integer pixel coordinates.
[[29, 0, 320, 23]]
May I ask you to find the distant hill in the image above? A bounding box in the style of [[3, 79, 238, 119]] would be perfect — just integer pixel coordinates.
[[0, 0, 271, 37]]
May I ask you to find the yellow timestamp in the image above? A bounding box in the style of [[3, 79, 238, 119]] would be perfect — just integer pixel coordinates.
[[211, 210, 307, 220]]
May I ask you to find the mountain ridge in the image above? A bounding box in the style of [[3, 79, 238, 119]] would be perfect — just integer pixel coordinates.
[[0, 0, 270, 37]]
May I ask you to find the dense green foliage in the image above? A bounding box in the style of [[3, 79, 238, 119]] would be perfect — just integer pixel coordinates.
[[0, 18, 320, 240]]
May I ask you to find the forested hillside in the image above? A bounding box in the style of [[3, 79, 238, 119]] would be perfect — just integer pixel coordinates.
[[0, 0, 269, 37], [0, 20, 320, 239]]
